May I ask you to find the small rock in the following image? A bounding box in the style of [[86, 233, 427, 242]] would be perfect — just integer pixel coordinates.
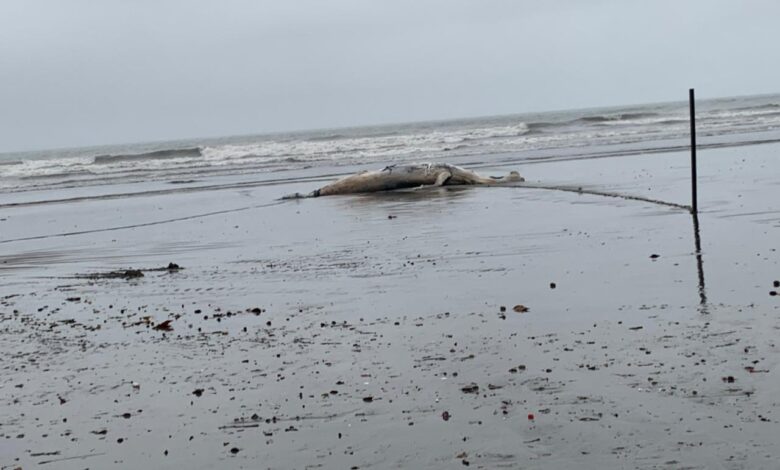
[[461, 383, 479, 394], [193, 388, 204, 397]]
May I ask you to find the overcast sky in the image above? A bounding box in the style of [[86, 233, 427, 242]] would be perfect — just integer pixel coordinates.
[[1, 0, 778, 153]]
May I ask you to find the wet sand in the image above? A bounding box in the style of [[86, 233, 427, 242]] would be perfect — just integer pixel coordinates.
[[1, 144, 779, 469]]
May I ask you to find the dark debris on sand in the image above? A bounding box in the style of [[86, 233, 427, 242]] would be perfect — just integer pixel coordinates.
[[75, 263, 183, 280], [3, 267, 780, 469]]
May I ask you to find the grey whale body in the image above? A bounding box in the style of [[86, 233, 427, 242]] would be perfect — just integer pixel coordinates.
[[285, 163, 524, 198]]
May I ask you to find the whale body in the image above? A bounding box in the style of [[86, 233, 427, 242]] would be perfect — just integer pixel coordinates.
[[285, 163, 524, 198]]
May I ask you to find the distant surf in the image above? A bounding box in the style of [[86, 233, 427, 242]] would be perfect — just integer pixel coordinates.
[[2, 93, 780, 192]]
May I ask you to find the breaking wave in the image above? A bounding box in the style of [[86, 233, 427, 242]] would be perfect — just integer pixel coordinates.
[[576, 112, 660, 124], [93, 147, 202, 164]]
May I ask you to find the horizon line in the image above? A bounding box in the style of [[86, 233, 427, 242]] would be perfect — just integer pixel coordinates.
[[1, 91, 777, 157]]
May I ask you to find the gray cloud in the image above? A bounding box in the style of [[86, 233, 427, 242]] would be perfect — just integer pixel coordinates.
[[1, 0, 778, 152]]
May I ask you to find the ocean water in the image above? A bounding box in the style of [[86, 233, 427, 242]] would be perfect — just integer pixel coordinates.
[[1, 94, 779, 193]]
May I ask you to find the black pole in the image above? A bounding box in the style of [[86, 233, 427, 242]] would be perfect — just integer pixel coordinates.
[[689, 88, 698, 214]]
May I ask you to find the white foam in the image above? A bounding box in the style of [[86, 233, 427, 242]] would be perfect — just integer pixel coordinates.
[[199, 122, 530, 166]]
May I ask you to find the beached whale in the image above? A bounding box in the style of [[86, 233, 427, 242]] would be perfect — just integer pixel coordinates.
[[284, 162, 524, 198]]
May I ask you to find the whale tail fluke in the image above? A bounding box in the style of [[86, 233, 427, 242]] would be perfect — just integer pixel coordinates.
[[506, 171, 525, 182], [489, 171, 525, 183]]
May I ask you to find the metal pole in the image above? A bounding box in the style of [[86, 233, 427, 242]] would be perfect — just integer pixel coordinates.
[[689, 88, 697, 214]]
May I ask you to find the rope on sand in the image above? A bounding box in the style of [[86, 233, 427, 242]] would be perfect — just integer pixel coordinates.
[[509, 183, 691, 211], [0, 200, 290, 244]]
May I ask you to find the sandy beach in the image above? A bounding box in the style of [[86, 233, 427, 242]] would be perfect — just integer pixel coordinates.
[[1, 142, 779, 469]]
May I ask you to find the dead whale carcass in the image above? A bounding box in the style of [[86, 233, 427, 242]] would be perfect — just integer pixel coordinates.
[[284, 163, 524, 198]]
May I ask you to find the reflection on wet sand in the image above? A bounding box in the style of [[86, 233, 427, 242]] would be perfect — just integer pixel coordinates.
[[692, 212, 708, 313]]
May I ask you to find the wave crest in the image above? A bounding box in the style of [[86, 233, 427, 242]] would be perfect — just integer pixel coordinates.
[[577, 112, 660, 124], [93, 147, 202, 164]]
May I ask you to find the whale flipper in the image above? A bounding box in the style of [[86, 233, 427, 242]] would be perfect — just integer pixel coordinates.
[[434, 171, 452, 186]]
